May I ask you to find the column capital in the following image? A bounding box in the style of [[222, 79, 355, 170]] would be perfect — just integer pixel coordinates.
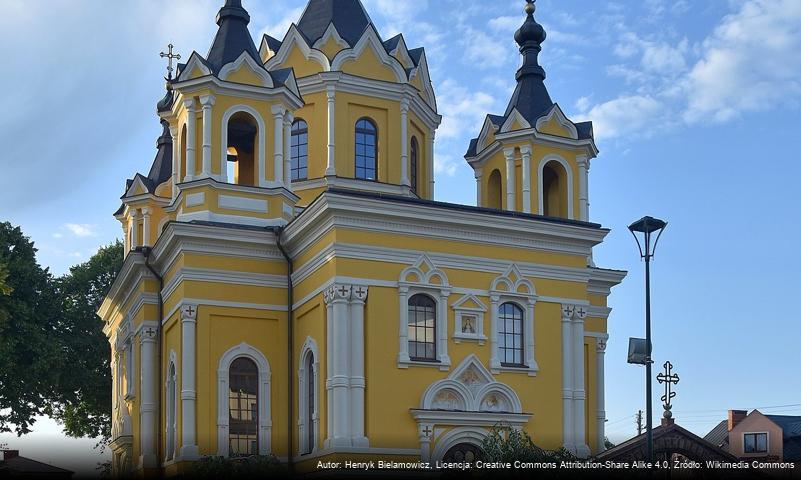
[[576, 155, 590, 168], [503, 147, 516, 161], [283, 110, 294, 126], [574, 305, 588, 320], [324, 284, 352, 305], [182, 98, 196, 111], [130, 209, 140, 219], [596, 338, 607, 353], [474, 167, 483, 178], [271, 104, 287, 117], [400, 98, 410, 113], [181, 304, 198, 322], [169, 126, 179, 137], [141, 207, 151, 217], [326, 85, 336, 99], [352, 284, 369, 303], [520, 144, 532, 156], [561, 304, 575, 319], [199, 94, 216, 107]]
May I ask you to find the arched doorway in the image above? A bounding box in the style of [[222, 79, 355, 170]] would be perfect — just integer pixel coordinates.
[[443, 443, 483, 463]]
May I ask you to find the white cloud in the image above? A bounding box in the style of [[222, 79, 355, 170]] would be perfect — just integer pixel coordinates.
[[578, 95, 664, 140], [64, 224, 96, 238], [435, 79, 498, 140], [434, 154, 460, 177], [259, 6, 304, 40]]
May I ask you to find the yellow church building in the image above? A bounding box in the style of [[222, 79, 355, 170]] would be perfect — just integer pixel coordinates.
[[98, 0, 625, 476]]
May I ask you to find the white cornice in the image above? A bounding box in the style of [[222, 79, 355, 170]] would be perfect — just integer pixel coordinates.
[[587, 267, 627, 295], [291, 176, 412, 197], [172, 76, 304, 113], [466, 128, 599, 166], [410, 409, 532, 427], [161, 267, 287, 302]]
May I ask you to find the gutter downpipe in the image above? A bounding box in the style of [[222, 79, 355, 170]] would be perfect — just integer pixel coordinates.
[[142, 246, 164, 476], [275, 227, 294, 474]]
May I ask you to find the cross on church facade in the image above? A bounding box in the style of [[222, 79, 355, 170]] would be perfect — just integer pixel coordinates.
[[160, 43, 181, 79], [657, 361, 679, 416], [145, 327, 157, 337], [421, 425, 433, 437]]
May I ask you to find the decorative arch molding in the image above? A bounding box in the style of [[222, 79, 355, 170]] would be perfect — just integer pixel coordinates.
[[312, 23, 350, 55], [331, 25, 408, 84], [490, 264, 535, 297], [265, 24, 331, 73], [220, 104, 267, 186], [537, 153, 575, 220], [489, 265, 539, 374], [218, 51, 274, 88], [536, 104, 578, 140], [298, 336, 320, 455], [177, 51, 212, 82], [500, 108, 532, 133], [406, 50, 437, 110], [398, 254, 451, 368], [216, 342, 272, 457], [476, 116, 499, 154], [430, 427, 489, 462]]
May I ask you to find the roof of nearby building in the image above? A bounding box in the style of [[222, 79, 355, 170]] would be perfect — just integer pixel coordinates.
[[1, 455, 73, 476], [703, 413, 801, 461], [704, 420, 731, 448], [296, 0, 373, 47]]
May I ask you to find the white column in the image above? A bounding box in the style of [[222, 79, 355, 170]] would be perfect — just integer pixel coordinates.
[[170, 126, 179, 198], [141, 208, 151, 248], [521, 145, 532, 214], [525, 298, 537, 371], [183, 99, 197, 182], [419, 424, 434, 462], [283, 111, 293, 187], [596, 336, 608, 453], [327, 284, 351, 447], [397, 286, 410, 364], [272, 105, 286, 187], [427, 130, 435, 199], [130, 210, 140, 250], [199, 95, 215, 179], [573, 306, 589, 458], [577, 155, 589, 221], [474, 168, 483, 207], [111, 351, 119, 439], [139, 325, 158, 468], [489, 294, 501, 369], [437, 289, 451, 366], [350, 285, 369, 447], [561, 304, 575, 453], [400, 99, 410, 187], [326, 86, 336, 176], [323, 291, 334, 448], [503, 148, 516, 211], [180, 304, 199, 459]]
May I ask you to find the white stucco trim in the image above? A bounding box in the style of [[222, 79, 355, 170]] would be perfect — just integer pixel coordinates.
[[218, 51, 274, 88], [216, 342, 272, 457], [500, 108, 532, 133], [489, 265, 538, 375], [265, 24, 331, 73], [535, 104, 578, 140], [312, 23, 349, 52], [330, 26, 407, 83]]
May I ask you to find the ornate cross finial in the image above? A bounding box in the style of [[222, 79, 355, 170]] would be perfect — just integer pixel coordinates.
[[160, 43, 181, 80], [656, 361, 680, 419]]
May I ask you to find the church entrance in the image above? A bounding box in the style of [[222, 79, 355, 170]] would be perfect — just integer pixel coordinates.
[[443, 443, 483, 463]]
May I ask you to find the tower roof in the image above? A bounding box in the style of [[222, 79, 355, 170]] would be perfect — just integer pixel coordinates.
[[206, 0, 261, 74], [146, 119, 173, 191], [296, 0, 373, 47]]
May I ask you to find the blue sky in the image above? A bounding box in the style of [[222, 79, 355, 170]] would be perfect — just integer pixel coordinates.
[[1, 0, 800, 474]]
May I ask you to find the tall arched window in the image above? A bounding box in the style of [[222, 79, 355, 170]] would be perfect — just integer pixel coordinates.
[[165, 361, 177, 461], [305, 353, 315, 453], [355, 118, 377, 180], [410, 136, 419, 194], [499, 303, 524, 366], [179, 125, 187, 181], [487, 169, 503, 209], [542, 160, 568, 217], [229, 357, 259, 457], [291, 119, 308, 181], [226, 112, 258, 186], [408, 294, 437, 361]]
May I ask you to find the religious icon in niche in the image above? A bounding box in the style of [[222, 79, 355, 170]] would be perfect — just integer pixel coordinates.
[[461, 315, 477, 334]]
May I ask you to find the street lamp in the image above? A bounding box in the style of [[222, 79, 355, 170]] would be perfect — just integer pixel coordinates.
[[628, 216, 667, 465]]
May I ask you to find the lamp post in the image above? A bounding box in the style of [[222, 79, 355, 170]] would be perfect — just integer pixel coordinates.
[[628, 216, 667, 465]]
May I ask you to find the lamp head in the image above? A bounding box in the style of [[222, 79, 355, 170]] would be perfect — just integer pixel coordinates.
[[628, 216, 667, 259]]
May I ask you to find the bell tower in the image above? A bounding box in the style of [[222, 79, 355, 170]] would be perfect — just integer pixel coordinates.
[[465, 0, 598, 223]]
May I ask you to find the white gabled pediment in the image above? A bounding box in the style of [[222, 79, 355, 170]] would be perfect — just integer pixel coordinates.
[[312, 23, 349, 52], [477, 116, 499, 153], [407, 49, 437, 111], [218, 51, 274, 88], [177, 51, 212, 82], [536, 104, 578, 140], [400, 254, 449, 287], [259, 35, 280, 63], [387, 35, 414, 69], [124, 175, 149, 199], [330, 25, 407, 83], [500, 108, 532, 133], [491, 264, 536, 297], [265, 24, 331, 72], [451, 294, 487, 312]]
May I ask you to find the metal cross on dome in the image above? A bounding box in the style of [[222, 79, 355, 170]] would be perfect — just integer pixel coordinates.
[[657, 361, 680, 417], [160, 43, 181, 79]]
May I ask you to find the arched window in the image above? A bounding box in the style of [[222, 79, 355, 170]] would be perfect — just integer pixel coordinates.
[[229, 357, 259, 457], [226, 112, 259, 186], [498, 303, 524, 366], [355, 118, 377, 180], [408, 294, 437, 361], [165, 361, 177, 461], [542, 160, 568, 217], [410, 136, 419, 194], [180, 125, 188, 181], [291, 119, 308, 181], [305, 352, 315, 453], [487, 169, 503, 209]]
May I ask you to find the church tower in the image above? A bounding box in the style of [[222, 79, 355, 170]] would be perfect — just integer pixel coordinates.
[[466, 0, 596, 224]]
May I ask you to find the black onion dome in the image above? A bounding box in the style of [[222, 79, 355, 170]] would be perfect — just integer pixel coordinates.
[[514, 1, 546, 47]]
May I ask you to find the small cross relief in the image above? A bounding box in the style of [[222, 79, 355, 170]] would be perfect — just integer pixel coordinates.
[[181, 304, 197, 320], [561, 304, 575, 318], [144, 327, 157, 339]]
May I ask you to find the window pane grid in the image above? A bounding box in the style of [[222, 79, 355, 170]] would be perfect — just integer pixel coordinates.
[[744, 433, 768, 453], [355, 119, 377, 180], [407, 294, 436, 361], [499, 303, 524, 366], [291, 120, 308, 181], [229, 358, 258, 457]]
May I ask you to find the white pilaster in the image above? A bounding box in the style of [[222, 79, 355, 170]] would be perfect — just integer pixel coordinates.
[[521, 145, 532, 214], [400, 99, 410, 187], [272, 105, 286, 187], [350, 285, 369, 447], [525, 298, 537, 370], [577, 155, 589, 221], [573, 306, 589, 458], [474, 168, 483, 207], [397, 286, 410, 364], [489, 294, 501, 369], [419, 424, 434, 462], [437, 289, 451, 365], [561, 304, 575, 453], [326, 86, 336, 176], [183, 98, 197, 182], [170, 126, 179, 198], [180, 304, 199, 459], [139, 324, 158, 469], [129, 210, 139, 250], [427, 130, 435, 199], [324, 296, 334, 447], [503, 148, 516, 211], [199, 95, 215, 179], [283, 111, 293, 188], [326, 284, 351, 447], [596, 336, 608, 453], [141, 208, 151, 248]]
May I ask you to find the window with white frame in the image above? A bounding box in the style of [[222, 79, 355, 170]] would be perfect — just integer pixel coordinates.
[[489, 265, 538, 374], [165, 357, 177, 462], [744, 433, 768, 454], [298, 337, 319, 455], [498, 302, 524, 366], [452, 294, 487, 344], [408, 294, 437, 361]]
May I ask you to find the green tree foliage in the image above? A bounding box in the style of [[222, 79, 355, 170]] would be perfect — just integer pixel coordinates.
[[187, 455, 286, 479], [0, 222, 60, 435], [0, 262, 11, 296], [47, 241, 123, 444], [479, 425, 577, 478]]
